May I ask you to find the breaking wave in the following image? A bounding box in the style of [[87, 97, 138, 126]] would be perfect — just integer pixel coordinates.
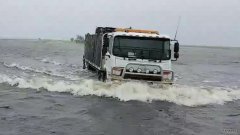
[[0, 73, 240, 107], [2, 62, 77, 80], [4, 63, 34, 71]]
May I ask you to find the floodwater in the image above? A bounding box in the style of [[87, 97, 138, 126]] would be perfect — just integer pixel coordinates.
[[0, 39, 240, 135]]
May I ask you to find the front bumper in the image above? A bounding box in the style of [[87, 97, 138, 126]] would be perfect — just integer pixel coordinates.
[[110, 71, 174, 85]]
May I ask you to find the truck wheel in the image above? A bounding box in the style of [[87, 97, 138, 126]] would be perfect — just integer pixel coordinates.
[[98, 72, 102, 81], [83, 59, 86, 69], [86, 63, 90, 70], [98, 71, 106, 82], [102, 72, 106, 82]]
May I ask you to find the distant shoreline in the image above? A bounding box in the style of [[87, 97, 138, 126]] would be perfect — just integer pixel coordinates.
[[182, 44, 240, 48], [0, 38, 239, 48], [0, 38, 69, 41]]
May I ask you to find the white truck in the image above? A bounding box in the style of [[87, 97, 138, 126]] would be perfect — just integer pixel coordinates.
[[83, 27, 179, 84]]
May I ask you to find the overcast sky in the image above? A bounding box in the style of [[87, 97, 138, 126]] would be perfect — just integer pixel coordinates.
[[0, 0, 239, 46]]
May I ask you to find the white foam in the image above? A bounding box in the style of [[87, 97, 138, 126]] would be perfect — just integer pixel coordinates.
[[0, 73, 240, 107], [4, 63, 32, 71], [40, 58, 62, 65], [202, 80, 220, 83]]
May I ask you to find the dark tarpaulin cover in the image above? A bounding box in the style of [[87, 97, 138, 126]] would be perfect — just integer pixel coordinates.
[[84, 34, 103, 68]]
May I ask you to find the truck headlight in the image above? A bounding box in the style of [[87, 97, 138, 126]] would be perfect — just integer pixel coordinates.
[[112, 67, 123, 76], [163, 70, 173, 80], [146, 69, 150, 74], [137, 68, 142, 73], [129, 67, 134, 72], [153, 69, 158, 74]]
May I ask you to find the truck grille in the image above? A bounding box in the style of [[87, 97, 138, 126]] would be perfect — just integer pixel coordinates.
[[125, 63, 161, 74]]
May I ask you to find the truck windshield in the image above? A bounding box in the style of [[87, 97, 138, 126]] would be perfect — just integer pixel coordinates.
[[113, 36, 171, 60]]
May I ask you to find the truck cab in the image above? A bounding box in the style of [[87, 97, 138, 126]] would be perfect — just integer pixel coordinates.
[[83, 27, 179, 84]]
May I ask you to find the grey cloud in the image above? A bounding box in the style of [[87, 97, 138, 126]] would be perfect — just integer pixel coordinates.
[[0, 0, 239, 46]]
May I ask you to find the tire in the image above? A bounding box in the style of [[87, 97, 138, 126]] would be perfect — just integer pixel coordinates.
[[86, 62, 91, 70], [98, 71, 102, 81], [98, 71, 106, 82], [102, 72, 106, 82], [83, 59, 86, 69]]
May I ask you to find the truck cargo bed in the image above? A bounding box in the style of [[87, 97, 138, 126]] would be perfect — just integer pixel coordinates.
[[84, 34, 104, 69]]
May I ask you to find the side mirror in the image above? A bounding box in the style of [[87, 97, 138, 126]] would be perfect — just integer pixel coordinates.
[[172, 42, 179, 61], [174, 42, 179, 53], [174, 52, 179, 59], [105, 52, 110, 58]]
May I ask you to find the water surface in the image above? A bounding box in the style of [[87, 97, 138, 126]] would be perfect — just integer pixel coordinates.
[[0, 39, 239, 135]]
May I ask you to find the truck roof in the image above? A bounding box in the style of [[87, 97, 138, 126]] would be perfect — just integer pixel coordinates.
[[111, 32, 171, 39], [115, 28, 159, 34], [95, 27, 171, 39]]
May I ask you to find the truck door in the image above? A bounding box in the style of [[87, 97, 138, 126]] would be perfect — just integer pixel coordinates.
[[104, 35, 114, 76]]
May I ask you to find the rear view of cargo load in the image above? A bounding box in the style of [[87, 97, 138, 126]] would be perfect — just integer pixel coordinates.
[[83, 27, 180, 84]]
